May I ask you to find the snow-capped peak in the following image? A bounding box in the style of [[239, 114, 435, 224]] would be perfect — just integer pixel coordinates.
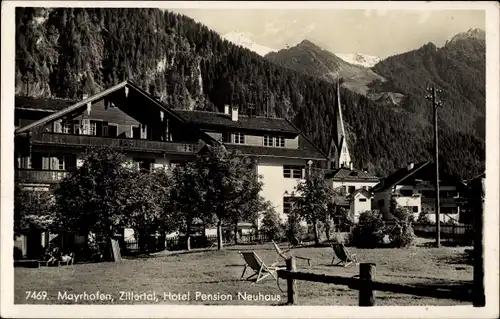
[[222, 31, 277, 57], [335, 53, 381, 68], [449, 28, 485, 43]]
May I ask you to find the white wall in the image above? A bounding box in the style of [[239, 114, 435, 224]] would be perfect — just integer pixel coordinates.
[[257, 158, 309, 222], [350, 193, 372, 223], [331, 180, 378, 193]]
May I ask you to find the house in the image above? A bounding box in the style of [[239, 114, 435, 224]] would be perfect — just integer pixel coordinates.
[[325, 167, 379, 208], [348, 189, 373, 223], [14, 81, 328, 256], [372, 161, 467, 223]]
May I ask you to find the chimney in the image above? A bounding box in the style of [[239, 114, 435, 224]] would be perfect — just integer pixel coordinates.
[[224, 105, 230, 115], [231, 106, 239, 122], [407, 161, 415, 171]]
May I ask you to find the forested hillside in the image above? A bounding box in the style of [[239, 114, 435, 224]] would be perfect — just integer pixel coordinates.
[[15, 8, 485, 179], [372, 31, 486, 138]]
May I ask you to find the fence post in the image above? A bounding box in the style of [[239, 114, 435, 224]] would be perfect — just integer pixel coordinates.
[[286, 256, 297, 305], [359, 263, 375, 306]]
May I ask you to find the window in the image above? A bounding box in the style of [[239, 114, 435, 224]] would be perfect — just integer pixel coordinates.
[[283, 197, 297, 214], [81, 119, 90, 135], [283, 165, 303, 179], [131, 125, 140, 139], [108, 124, 118, 137], [233, 132, 245, 144], [89, 121, 97, 136], [57, 156, 65, 170], [421, 190, 435, 197], [400, 189, 413, 196], [264, 136, 273, 146], [412, 206, 419, 213], [62, 121, 71, 134], [348, 186, 355, 194], [73, 120, 81, 134], [359, 198, 367, 202], [275, 136, 285, 147]]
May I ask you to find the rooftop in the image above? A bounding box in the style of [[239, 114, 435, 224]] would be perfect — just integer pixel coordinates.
[[325, 167, 379, 181], [174, 109, 300, 135], [15, 96, 78, 112]]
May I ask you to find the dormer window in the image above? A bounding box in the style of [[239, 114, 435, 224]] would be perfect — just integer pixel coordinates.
[[263, 136, 285, 147], [233, 132, 245, 144], [276, 136, 285, 147], [264, 136, 273, 146]]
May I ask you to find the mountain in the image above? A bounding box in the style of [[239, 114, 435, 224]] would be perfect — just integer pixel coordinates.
[[335, 53, 380, 68], [15, 8, 484, 179], [372, 29, 486, 138], [222, 31, 277, 56], [265, 40, 386, 96]]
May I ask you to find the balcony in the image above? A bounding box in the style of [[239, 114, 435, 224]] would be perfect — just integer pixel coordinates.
[[31, 132, 200, 154], [421, 197, 458, 206], [15, 169, 69, 184]]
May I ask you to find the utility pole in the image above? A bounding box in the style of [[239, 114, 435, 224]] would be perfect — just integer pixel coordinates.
[[425, 86, 443, 247]]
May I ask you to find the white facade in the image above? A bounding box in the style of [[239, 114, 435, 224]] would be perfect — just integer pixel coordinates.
[[374, 184, 461, 223], [257, 157, 309, 222], [349, 192, 372, 223], [331, 180, 379, 195]]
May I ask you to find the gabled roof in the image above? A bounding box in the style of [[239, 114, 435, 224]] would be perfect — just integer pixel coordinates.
[[15, 96, 79, 112], [224, 144, 326, 161], [325, 167, 379, 181], [15, 81, 187, 135], [174, 109, 300, 135], [348, 188, 373, 199], [371, 161, 430, 193]]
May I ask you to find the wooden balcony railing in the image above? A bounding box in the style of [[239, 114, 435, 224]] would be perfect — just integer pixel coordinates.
[[421, 197, 458, 206], [31, 132, 200, 154], [15, 169, 69, 184]]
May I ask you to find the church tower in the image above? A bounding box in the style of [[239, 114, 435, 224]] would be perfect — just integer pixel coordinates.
[[328, 75, 352, 169]]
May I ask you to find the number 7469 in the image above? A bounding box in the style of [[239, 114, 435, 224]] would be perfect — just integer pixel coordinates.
[[25, 291, 48, 300]]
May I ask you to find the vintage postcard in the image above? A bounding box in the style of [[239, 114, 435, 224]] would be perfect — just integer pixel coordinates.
[[1, 1, 499, 318]]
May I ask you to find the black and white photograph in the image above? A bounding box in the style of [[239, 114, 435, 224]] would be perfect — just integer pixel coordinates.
[[1, 1, 499, 318]]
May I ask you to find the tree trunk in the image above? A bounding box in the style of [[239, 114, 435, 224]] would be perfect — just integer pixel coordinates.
[[186, 223, 192, 251], [324, 216, 331, 242], [313, 220, 320, 245], [233, 222, 239, 245], [217, 220, 223, 250], [138, 230, 148, 254]]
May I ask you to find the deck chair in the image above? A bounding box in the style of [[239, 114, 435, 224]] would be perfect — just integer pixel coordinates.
[[331, 243, 358, 267], [239, 251, 281, 284], [272, 241, 312, 267]]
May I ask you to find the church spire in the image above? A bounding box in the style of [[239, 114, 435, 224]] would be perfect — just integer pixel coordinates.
[[335, 74, 352, 169]]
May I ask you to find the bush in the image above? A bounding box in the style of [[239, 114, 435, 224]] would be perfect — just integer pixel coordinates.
[[417, 210, 432, 224], [347, 210, 386, 248], [285, 213, 308, 243], [387, 207, 416, 248], [260, 208, 284, 242]]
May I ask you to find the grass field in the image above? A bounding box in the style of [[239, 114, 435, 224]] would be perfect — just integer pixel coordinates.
[[14, 239, 473, 306]]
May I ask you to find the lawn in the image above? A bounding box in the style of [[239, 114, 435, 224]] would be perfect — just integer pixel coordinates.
[[14, 239, 473, 306]]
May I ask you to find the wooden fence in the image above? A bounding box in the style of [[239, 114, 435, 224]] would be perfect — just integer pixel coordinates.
[[277, 258, 475, 306]]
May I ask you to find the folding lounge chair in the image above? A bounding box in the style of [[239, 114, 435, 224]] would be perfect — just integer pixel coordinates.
[[331, 243, 358, 267], [239, 251, 282, 284], [272, 240, 312, 267]]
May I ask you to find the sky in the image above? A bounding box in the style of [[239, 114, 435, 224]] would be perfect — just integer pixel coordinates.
[[170, 8, 485, 58]]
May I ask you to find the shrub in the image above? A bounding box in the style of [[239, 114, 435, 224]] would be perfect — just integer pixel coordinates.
[[347, 210, 386, 248], [388, 207, 416, 248], [285, 212, 308, 243], [417, 210, 432, 224], [260, 207, 284, 242]]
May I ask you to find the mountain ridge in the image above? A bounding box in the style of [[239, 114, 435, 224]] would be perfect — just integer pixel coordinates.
[[14, 8, 485, 179]]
